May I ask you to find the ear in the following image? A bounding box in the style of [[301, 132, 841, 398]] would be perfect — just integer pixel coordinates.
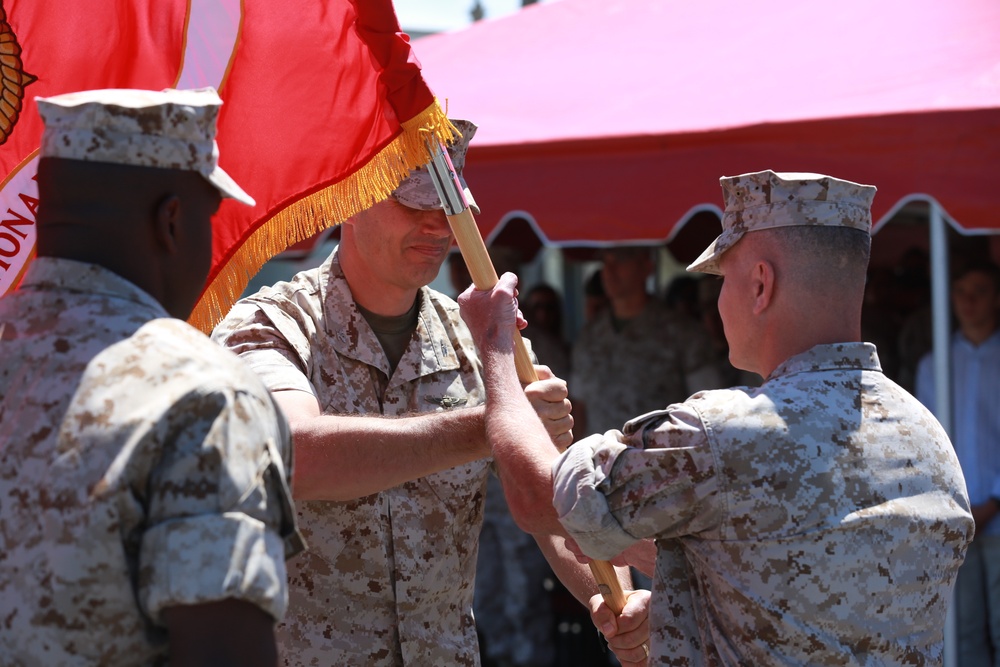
[[750, 259, 775, 316], [153, 194, 182, 255]]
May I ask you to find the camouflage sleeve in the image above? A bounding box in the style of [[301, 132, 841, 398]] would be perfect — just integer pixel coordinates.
[[552, 404, 721, 560], [211, 299, 315, 395], [138, 384, 296, 624]]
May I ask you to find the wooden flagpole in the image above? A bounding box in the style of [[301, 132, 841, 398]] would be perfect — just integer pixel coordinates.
[[425, 139, 627, 616]]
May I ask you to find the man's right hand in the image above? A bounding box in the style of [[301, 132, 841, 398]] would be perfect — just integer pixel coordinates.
[[591, 589, 652, 667], [458, 272, 523, 354]]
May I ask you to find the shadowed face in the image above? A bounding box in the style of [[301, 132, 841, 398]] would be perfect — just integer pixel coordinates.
[[170, 174, 223, 319], [599, 247, 652, 300], [952, 269, 1000, 334], [348, 197, 454, 293], [525, 286, 562, 335]]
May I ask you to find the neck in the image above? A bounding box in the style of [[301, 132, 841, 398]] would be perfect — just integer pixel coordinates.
[[759, 318, 861, 379], [37, 222, 162, 302], [751, 289, 863, 379], [610, 291, 648, 320], [338, 244, 420, 317], [961, 321, 998, 346]]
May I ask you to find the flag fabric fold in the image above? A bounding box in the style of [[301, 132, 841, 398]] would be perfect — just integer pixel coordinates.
[[1, 0, 453, 332]]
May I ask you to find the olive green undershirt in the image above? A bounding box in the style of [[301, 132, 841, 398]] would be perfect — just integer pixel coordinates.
[[356, 297, 420, 376]]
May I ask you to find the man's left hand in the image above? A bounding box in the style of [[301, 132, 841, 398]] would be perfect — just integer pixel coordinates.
[[524, 364, 574, 450]]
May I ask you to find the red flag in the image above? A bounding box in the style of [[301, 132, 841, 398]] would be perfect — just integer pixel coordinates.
[[0, 0, 454, 331]]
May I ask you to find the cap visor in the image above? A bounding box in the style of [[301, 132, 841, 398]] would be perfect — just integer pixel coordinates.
[[208, 167, 256, 207], [686, 237, 722, 274]]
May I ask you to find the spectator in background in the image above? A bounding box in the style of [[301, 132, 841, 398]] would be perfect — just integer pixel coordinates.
[[570, 246, 722, 436], [663, 274, 701, 321], [696, 276, 762, 388], [474, 474, 560, 667], [860, 265, 902, 382], [522, 283, 572, 381], [520, 280, 620, 667], [583, 268, 609, 323], [895, 247, 933, 393], [916, 260, 1000, 667], [448, 250, 474, 297], [450, 262, 562, 667]]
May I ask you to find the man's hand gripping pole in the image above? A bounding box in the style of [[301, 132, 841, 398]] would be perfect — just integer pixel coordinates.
[[424, 137, 628, 616]]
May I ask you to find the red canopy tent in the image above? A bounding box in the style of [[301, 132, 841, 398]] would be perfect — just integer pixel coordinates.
[[414, 3, 999, 572], [412, 0, 1000, 252]]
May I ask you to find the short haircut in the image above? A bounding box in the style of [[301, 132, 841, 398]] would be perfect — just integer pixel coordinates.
[[952, 260, 1000, 292], [757, 225, 871, 292]]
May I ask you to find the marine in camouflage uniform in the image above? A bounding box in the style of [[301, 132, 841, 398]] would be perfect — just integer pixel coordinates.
[[0, 260, 301, 665], [460, 170, 975, 666], [557, 342, 972, 664], [0, 88, 302, 665], [213, 249, 488, 665], [212, 119, 628, 666]]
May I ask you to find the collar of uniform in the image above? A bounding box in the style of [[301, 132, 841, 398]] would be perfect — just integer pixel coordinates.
[[767, 342, 881, 381], [390, 284, 462, 388], [592, 298, 662, 336], [320, 249, 461, 381], [18, 257, 169, 319]]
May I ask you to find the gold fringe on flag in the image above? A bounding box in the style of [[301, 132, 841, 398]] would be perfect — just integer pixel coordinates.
[[188, 102, 458, 334]]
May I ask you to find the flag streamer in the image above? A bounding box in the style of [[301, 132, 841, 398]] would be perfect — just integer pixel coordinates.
[[2, 0, 452, 335], [189, 103, 457, 332]]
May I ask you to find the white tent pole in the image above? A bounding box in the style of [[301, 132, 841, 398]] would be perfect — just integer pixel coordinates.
[[929, 200, 956, 667]]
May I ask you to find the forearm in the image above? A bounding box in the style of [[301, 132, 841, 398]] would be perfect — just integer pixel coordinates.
[[534, 533, 632, 607], [285, 398, 489, 501], [483, 348, 565, 534]]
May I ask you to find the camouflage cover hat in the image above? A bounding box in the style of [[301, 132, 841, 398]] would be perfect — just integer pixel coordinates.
[[687, 170, 876, 275], [392, 119, 479, 215], [36, 87, 255, 207]]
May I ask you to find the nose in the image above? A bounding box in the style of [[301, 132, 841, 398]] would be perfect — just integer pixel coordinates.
[[418, 209, 453, 238]]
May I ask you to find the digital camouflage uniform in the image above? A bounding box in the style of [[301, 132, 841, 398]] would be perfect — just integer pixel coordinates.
[[212, 248, 488, 666], [0, 258, 301, 666], [571, 300, 722, 435], [554, 343, 974, 666]]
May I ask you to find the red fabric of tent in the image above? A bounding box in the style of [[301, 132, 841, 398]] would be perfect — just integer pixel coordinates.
[[0, 0, 454, 331], [413, 0, 1000, 247]]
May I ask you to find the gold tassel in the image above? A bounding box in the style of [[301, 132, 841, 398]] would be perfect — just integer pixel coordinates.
[[188, 102, 457, 334]]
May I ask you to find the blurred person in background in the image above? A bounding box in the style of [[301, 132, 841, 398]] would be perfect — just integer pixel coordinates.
[[570, 246, 722, 436], [917, 260, 1000, 667]]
